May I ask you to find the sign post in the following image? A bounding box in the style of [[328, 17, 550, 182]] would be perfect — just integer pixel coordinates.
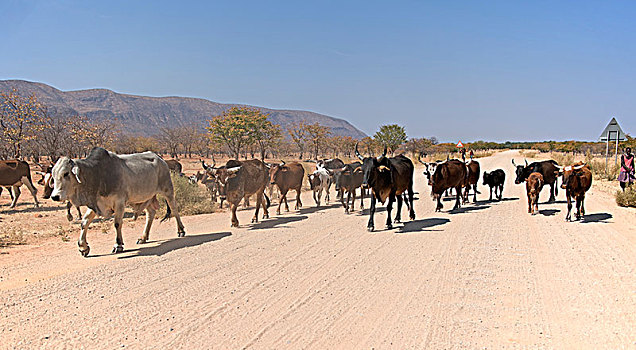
[[598, 117, 626, 172]]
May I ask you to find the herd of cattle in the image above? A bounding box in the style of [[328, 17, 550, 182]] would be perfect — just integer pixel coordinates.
[[0, 145, 593, 256]]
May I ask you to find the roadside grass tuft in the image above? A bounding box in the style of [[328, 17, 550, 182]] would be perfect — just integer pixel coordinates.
[[616, 186, 636, 207], [157, 173, 217, 217]]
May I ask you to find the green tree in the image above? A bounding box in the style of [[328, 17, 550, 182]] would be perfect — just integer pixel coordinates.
[[374, 124, 407, 155], [0, 89, 48, 158], [206, 107, 256, 159], [304, 123, 331, 160], [248, 112, 282, 161]]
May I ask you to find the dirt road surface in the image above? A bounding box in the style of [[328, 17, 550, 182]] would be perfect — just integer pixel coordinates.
[[1, 150, 635, 349]]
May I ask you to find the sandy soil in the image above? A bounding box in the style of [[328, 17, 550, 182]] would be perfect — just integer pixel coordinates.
[[0, 150, 634, 349]]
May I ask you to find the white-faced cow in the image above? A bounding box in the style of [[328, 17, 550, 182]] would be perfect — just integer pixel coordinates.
[[356, 144, 415, 231], [38, 168, 82, 221], [0, 160, 39, 208], [308, 167, 331, 206], [50, 147, 185, 257], [203, 159, 270, 227], [269, 160, 304, 215], [513, 159, 559, 202], [555, 162, 592, 221]]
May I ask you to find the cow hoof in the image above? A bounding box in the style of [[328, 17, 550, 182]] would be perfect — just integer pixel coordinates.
[[79, 246, 90, 257], [137, 238, 147, 244], [178, 230, 186, 237], [251, 217, 258, 223], [231, 223, 239, 228], [367, 226, 374, 232], [386, 224, 393, 230], [66, 213, 73, 222], [263, 214, 269, 219], [394, 219, 401, 223], [112, 246, 124, 254]]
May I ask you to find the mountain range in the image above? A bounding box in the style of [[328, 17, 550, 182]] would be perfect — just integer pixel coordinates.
[[0, 80, 367, 138]]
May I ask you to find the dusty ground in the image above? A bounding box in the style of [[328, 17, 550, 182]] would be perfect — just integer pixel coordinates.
[[0, 150, 634, 349]]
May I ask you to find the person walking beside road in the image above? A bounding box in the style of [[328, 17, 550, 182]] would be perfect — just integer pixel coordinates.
[[460, 148, 466, 162], [618, 147, 635, 191], [469, 149, 474, 160]]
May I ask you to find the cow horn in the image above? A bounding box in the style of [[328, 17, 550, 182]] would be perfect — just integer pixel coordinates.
[[227, 166, 241, 175], [381, 146, 387, 158], [512, 159, 516, 166], [524, 159, 528, 167], [201, 159, 209, 170], [555, 165, 564, 170], [573, 163, 586, 170], [280, 159, 286, 166], [417, 155, 426, 165], [35, 171, 45, 176], [355, 142, 363, 161], [71, 164, 82, 184]]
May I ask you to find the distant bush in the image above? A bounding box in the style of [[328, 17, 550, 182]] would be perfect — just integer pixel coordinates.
[[616, 186, 636, 207], [551, 152, 574, 166], [157, 173, 217, 217]]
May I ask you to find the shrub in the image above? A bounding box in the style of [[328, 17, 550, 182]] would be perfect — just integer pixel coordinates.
[[616, 186, 636, 207], [157, 173, 217, 217], [588, 159, 620, 181], [551, 152, 574, 166]]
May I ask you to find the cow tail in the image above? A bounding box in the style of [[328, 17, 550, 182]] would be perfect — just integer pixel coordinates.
[[161, 199, 172, 222], [554, 176, 558, 196], [264, 193, 271, 208]]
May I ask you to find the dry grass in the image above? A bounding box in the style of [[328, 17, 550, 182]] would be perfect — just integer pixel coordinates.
[[519, 150, 539, 158], [616, 186, 636, 207], [157, 173, 217, 217], [0, 228, 27, 247]]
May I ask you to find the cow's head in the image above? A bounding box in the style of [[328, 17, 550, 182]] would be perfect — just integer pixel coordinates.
[[269, 160, 287, 185], [307, 173, 320, 191], [356, 143, 391, 189], [50, 157, 82, 202], [512, 159, 530, 184], [482, 171, 491, 186], [555, 163, 586, 189]]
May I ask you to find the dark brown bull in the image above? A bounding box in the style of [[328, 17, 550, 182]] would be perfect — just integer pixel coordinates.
[[0, 160, 39, 208], [269, 161, 304, 215], [430, 159, 467, 212], [165, 159, 183, 174], [463, 160, 481, 202], [357, 144, 415, 231], [513, 159, 559, 202], [526, 172, 544, 215], [202, 159, 269, 227], [556, 163, 592, 221]]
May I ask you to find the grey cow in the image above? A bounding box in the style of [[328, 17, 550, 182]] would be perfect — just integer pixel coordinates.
[[50, 147, 186, 257]]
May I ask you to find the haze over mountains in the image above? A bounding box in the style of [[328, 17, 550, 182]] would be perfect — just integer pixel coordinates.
[[0, 80, 367, 139]]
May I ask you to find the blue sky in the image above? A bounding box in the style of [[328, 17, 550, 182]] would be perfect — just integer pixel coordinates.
[[1, 0, 634, 142]]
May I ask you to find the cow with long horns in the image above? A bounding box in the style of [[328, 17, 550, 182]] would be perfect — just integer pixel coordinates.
[[356, 143, 415, 231]]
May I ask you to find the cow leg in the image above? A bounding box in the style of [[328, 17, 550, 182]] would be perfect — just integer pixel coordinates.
[[295, 188, 302, 210], [137, 206, 156, 244], [454, 186, 462, 210], [565, 193, 572, 221], [21, 176, 39, 208], [284, 191, 290, 212], [360, 188, 365, 210], [351, 188, 356, 211], [386, 192, 395, 230], [473, 184, 477, 202], [277, 190, 287, 215], [9, 186, 21, 208], [549, 183, 556, 202], [230, 203, 239, 227], [252, 192, 263, 223], [76, 206, 82, 221], [313, 190, 318, 206], [112, 202, 125, 253], [436, 195, 443, 212], [367, 194, 376, 231], [394, 193, 403, 223], [580, 195, 586, 217], [575, 195, 582, 220], [341, 190, 349, 213], [78, 209, 96, 257], [407, 185, 415, 220], [489, 186, 493, 201], [163, 191, 186, 236], [66, 202, 74, 221]]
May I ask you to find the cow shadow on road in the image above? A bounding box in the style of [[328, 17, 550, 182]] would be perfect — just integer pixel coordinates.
[[449, 205, 490, 214], [249, 215, 308, 230], [581, 213, 613, 223], [299, 203, 340, 215], [113, 232, 232, 259], [539, 209, 560, 216], [398, 218, 450, 233]]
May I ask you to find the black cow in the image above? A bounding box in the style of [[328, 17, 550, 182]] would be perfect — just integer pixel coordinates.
[[512, 159, 559, 202], [356, 144, 415, 231], [482, 169, 505, 201], [332, 161, 364, 213]]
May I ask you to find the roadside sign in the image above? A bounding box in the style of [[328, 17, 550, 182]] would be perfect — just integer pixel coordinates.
[[598, 117, 627, 142], [456, 141, 464, 148]]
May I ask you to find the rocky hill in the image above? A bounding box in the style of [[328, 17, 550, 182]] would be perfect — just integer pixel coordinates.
[[0, 80, 367, 138]]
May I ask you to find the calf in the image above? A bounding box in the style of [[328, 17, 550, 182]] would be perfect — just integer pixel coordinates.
[[332, 162, 365, 213], [556, 163, 592, 221], [482, 169, 505, 201], [356, 144, 415, 231], [464, 160, 481, 202], [513, 159, 559, 202], [269, 161, 304, 215], [308, 168, 331, 206], [525, 172, 544, 215]]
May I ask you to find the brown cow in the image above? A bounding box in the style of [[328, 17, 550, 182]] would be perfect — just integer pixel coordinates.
[[0, 160, 39, 208], [430, 159, 467, 212], [269, 161, 304, 215], [202, 159, 269, 227], [525, 172, 544, 215], [463, 160, 481, 202], [556, 163, 592, 221], [165, 159, 183, 174]]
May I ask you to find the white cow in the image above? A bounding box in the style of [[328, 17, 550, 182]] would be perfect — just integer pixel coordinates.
[[307, 168, 331, 206]]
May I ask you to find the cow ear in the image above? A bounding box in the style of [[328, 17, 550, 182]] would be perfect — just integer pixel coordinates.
[[72, 165, 82, 184]]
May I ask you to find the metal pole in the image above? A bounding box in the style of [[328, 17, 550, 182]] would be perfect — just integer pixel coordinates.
[[615, 131, 619, 166], [605, 131, 610, 172]]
